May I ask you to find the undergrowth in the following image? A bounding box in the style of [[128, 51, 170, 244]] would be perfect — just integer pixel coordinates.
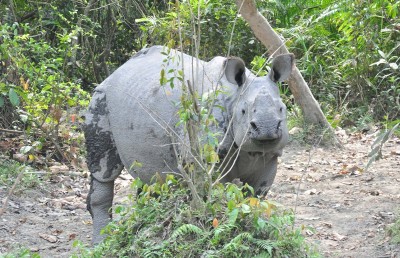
[[72, 176, 320, 257], [0, 158, 40, 191], [387, 211, 400, 245], [0, 247, 41, 258]]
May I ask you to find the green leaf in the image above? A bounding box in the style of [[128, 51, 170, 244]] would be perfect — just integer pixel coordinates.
[[171, 224, 203, 239], [9, 88, 20, 106], [0, 95, 4, 107], [241, 204, 251, 214], [378, 50, 386, 58], [72, 240, 80, 248], [135, 17, 152, 23], [115, 205, 124, 214], [20, 114, 28, 123], [257, 217, 266, 229], [227, 200, 236, 211], [131, 178, 143, 190], [389, 63, 398, 70], [368, 145, 381, 158], [365, 154, 378, 171], [130, 160, 143, 170], [229, 208, 239, 224], [371, 130, 387, 147], [160, 69, 167, 86], [20, 145, 33, 154], [381, 125, 398, 145]]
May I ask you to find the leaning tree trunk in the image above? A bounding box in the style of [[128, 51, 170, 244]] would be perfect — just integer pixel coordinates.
[[235, 0, 335, 134]]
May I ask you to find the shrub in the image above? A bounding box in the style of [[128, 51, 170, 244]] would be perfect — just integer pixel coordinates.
[[73, 176, 320, 257]]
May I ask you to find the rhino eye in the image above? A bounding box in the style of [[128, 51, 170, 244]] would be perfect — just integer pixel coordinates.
[[279, 107, 283, 112], [241, 109, 246, 115]]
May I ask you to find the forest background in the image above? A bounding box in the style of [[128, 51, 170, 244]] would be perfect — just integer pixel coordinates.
[[1, 0, 399, 147], [0, 0, 399, 256]]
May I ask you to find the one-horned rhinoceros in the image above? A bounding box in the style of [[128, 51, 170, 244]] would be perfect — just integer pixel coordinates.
[[84, 45, 294, 244]]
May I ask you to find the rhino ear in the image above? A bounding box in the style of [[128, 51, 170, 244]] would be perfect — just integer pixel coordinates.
[[224, 57, 246, 87], [269, 53, 295, 82]]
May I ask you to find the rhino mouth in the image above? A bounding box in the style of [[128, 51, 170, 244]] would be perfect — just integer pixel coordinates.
[[251, 138, 281, 145], [248, 127, 283, 143]]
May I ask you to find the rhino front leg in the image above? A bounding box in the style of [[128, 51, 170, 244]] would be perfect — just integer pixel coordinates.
[[87, 178, 115, 245], [251, 156, 278, 196]]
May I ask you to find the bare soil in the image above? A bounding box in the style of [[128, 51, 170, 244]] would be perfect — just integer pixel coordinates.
[[0, 130, 399, 257], [271, 130, 400, 258]]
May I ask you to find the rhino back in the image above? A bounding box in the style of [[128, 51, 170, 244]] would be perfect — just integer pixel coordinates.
[[103, 46, 206, 182]]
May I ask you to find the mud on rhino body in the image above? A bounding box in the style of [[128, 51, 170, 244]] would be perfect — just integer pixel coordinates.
[[84, 45, 294, 244]]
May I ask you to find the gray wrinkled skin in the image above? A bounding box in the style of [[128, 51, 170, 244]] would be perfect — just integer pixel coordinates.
[[84, 46, 294, 244]]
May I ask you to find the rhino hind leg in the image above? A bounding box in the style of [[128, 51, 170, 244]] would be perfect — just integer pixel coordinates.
[[87, 178, 115, 244], [84, 90, 124, 244], [85, 128, 124, 244]]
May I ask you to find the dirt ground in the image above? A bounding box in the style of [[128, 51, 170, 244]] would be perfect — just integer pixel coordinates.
[[0, 129, 399, 257]]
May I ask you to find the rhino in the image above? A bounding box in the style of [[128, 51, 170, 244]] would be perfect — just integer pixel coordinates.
[[84, 45, 294, 244]]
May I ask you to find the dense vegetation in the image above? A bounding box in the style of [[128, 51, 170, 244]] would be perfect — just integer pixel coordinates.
[[1, 0, 399, 256], [1, 1, 399, 133], [73, 176, 319, 257]]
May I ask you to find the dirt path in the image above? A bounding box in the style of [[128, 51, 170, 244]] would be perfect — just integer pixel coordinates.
[[0, 131, 399, 257], [271, 131, 400, 257]]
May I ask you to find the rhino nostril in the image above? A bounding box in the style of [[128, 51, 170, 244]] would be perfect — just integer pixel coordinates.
[[250, 121, 258, 131], [277, 120, 282, 129]]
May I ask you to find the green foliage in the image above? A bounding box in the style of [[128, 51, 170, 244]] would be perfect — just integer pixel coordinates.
[[73, 176, 319, 257], [0, 159, 40, 191], [2, 0, 398, 255], [0, 247, 41, 258], [136, 0, 266, 63], [278, 0, 400, 123], [136, 0, 400, 126], [0, 0, 155, 85], [0, 21, 90, 162], [387, 212, 400, 244]]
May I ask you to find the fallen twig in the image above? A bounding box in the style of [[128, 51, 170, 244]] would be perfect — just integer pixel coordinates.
[[0, 167, 25, 216], [0, 128, 24, 134]]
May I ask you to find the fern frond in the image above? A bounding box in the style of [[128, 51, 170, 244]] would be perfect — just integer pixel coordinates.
[[252, 251, 273, 258], [171, 224, 203, 239], [213, 223, 236, 239], [252, 238, 275, 254], [230, 232, 252, 244], [220, 232, 252, 255]]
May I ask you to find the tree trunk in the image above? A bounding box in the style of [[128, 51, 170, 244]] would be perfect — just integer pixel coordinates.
[[235, 0, 334, 132]]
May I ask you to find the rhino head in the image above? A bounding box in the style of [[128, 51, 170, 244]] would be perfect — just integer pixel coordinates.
[[221, 54, 294, 155]]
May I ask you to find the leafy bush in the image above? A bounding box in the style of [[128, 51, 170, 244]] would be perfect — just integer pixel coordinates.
[[0, 158, 40, 191], [0, 22, 89, 163], [279, 0, 400, 123], [136, 0, 400, 126], [73, 176, 320, 257], [136, 0, 267, 63], [0, 247, 41, 258]]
